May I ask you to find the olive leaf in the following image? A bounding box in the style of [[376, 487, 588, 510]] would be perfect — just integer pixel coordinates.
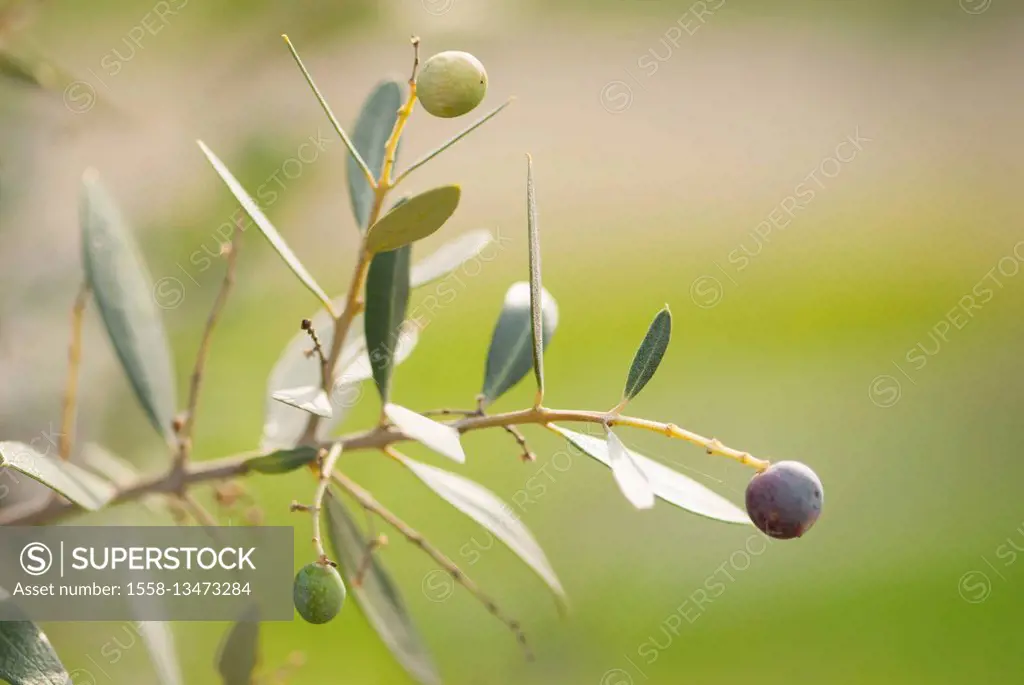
[[80, 170, 177, 441], [549, 426, 749, 524], [197, 140, 336, 315], [216, 604, 260, 685], [245, 446, 319, 475], [325, 492, 440, 685], [282, 34, 374, 188], [395, 98, 514, 184], [384, 404, 465, 464], [623, 307, 671, 402], [525, 154, 545, 401], [0, 592, 70, 685], [606, 428, 655, 509], [270, 386, 333, 418], [481, 282, 559, 406], [349, 79, 404, 231], [364, 245, 412, 403], [411, 229, 494, 288], [397, 454, 567, 603], [365, 186, 461, 254], [0, 441, 115, 511]]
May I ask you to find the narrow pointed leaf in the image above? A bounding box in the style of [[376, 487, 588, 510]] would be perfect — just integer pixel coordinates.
[[623, 308, 672, 401], [0, 592, 69, 685], [271, 386, 333, 418], [0, 441, 115, 511], [411, 229, 494, 288], [396, 98, 514, 184], [80, 171, 176, 440], [217, 604, 260, 685], [349, 80, 404, 231], [137, 622, 183, 685], [197, 140, 335, 314], [364, 245, 411, 402], [384, 404, 465, 463], [245, 446, 319, 475], [281, 34, 374, 186], [365, 186, 461, 254], [606, 428, 655, 509], [398, 455, 566, 602], [549, 426, 749, 524], [325, 492, 440, 685], [481, 282, 559, 405], [525, 155, 545, 400]]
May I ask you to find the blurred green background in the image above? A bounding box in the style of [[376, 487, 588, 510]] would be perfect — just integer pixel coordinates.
[[1, 0, 1023, 683]]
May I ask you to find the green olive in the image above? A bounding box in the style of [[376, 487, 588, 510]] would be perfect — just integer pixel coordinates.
[[292, 562, 346, 624], [415, 51, 488, 118]]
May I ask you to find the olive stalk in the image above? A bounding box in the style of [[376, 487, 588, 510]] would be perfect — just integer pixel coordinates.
[[0, 406, 769, 528]]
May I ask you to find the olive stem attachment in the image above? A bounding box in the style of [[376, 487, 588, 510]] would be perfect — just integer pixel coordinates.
[[310, 441, 344, 562]]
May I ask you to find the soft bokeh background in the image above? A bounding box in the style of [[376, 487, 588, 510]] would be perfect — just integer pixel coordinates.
[[1, 0, 1023, 683]]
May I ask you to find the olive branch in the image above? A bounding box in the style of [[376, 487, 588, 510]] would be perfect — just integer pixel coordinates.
[[0, 34, 821, 685]]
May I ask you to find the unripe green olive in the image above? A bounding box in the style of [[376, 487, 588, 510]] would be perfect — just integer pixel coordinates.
[[415, 51, 488, 118], [292, 562, 346, 624]]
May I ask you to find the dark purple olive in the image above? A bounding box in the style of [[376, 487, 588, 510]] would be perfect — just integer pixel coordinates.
[[745, 461, 823, 539]]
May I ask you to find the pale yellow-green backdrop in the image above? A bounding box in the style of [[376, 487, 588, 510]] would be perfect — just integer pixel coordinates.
[[0, 0, 1022, 683]]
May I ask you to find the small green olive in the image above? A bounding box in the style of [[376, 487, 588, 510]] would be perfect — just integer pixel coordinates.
[[292, 562, 346, 624], [415, 50, 488, 118]]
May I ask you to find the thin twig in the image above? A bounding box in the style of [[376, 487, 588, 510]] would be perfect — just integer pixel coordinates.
[[419, 408, 480, 418], [175, 236, 239, 473], [501, 425, 536, 462], [0, 406, 769, 527], [301, 319, 327, 365], [379, 37, 419, 188], [58, 283, 89, 461], [310, 442, 343, 561], [332, 469, 533, 660]]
